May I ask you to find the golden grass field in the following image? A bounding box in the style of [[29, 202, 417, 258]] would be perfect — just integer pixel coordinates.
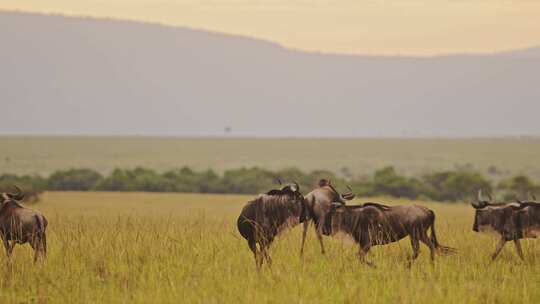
[[2, 136, 540, 179], [1, 192, 538, 303]]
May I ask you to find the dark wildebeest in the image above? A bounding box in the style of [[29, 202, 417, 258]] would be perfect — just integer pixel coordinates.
[[0, 186, 47, 262], [300, 179, 355, 255], [471, 190, 540, 261], [237, 183, 307, 269], [323, 202, 455, 266]]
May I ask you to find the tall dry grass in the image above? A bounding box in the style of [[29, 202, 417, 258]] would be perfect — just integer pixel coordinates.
[[0, 192, 538, 303]]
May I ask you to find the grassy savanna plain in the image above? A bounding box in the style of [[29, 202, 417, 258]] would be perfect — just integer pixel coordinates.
[[2, 136, 540, 179], [1, 192, 538, 303]]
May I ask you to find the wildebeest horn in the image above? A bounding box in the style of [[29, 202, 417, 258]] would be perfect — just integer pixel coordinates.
[[477, 189, 491, 202], [327, 182, 339, 195], [477, 189, 483, 202], [341, 185, 356, 200], [8, 185, 24, 201]]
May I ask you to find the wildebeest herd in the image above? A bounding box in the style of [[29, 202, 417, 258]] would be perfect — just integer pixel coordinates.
[[237, 180, 540, 269], [0, 183, 538, 268]]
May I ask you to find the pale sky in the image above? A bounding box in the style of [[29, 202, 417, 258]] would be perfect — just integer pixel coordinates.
[[2, 0, 540, 55]]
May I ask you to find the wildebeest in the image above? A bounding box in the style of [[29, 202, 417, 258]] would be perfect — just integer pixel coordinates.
[[237, 182, 307, 269], [300, 179, 355, 255], [323, 202, 455, 266], [0, 186, 48, 261], [471, 190, 540, 261]]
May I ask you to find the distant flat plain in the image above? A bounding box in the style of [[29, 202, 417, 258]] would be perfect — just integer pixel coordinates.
[[1, 136, 540, 179]]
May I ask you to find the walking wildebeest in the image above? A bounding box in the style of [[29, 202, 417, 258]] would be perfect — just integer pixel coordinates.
[[472, 190, 540, 261], [0, 186, 47, 262], [323, 202, 455, 266], [237, 182, 307, 269], [300, 179, 355, 255]]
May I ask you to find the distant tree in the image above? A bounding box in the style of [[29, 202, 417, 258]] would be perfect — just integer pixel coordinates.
[[48, 168, 103, 191], [498, 175, 539, 201], [423, 170, 491, 202], [371, 167, 423, 199]]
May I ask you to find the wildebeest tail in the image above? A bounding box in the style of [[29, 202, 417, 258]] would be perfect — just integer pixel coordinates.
[[429, 211, 457, 255]]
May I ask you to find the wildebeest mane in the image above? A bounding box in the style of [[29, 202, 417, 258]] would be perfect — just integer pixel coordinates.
[[248, 194, 302, 212]]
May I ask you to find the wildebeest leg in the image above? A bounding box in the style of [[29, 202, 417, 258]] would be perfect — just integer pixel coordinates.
[[491, 238, 507, 261], [3, 239, 15, 258], [315, 221, 326, 255], [419, 230, 436, 262], [407, 236, 420, 267], [513, 240, 524, 261], [248, 238, 261, 270], [300, 221, 309, 256], [358, 245, 374, 267], [31, 237, 45, 263], [261, 240, 272, 266], [42, 233, 47, 257]]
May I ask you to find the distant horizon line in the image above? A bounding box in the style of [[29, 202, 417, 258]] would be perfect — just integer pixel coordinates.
[[2, 9, 539, 58], [1, 134, 540, 141]]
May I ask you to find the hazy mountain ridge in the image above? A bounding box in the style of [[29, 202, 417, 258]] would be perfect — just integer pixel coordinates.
[[1, 11, 539, 137]]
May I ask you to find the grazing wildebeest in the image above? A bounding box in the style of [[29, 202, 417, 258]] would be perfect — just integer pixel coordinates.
[[472, 190, 540, 261], [323, 202, 455, 266], [0, 186, 47, 262], [237, 183, 307, 269], [300, 179, 355, 255]]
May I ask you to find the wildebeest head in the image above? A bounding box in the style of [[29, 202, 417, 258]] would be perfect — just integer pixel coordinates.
[[0, 185, 25, 205], [319, 179, 355, 203], [471, 189, 523, 239]]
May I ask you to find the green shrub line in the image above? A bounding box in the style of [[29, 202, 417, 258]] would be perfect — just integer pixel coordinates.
[[1, 166, 538, 203]]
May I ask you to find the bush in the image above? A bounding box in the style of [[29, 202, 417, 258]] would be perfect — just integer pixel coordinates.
[[163, 167, 223, 193], [48, 168, 103, 191], [423, 171, 492, 202], [221, 167, 276, 194], [498, 175, 539, 201], [94, 167, 172, 192], [2, 165, 538, 203], [371, 167, 423, 199]]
